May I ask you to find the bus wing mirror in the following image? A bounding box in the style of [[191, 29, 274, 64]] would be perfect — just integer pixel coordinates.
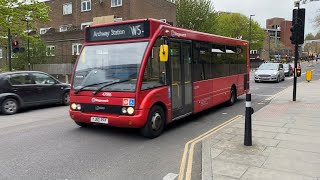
[[159, 45, 169, 62]]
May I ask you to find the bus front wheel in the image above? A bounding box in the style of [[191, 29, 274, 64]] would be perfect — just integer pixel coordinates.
[[140, 105, 165, 139]]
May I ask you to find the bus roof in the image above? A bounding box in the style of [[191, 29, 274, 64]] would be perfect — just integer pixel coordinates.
[[84, 18, 248, 46]]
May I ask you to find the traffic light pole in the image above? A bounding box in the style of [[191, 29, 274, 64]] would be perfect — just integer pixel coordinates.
[[293, 4, 299, 101], [8, 28, 12, 72]]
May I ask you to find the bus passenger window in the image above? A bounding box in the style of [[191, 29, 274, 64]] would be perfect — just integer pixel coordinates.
[[142, 38, 167, 90]]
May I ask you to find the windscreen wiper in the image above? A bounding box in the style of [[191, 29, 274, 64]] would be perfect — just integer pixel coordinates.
[[74, 81, 112, 94], [92, 79, 131, 95]]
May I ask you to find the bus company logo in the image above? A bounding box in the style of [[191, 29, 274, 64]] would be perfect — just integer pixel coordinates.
[[92, 98, 109, 103], [95, 106, 106, 111], [123, 98, 135, 106], [171, 30, 187, 38], [102, 92, 112, 97]]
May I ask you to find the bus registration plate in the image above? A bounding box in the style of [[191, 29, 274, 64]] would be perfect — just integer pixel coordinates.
[[90, 117, 108, 124]]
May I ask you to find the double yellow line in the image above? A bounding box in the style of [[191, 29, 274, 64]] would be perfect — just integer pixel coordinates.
[[178, 115, 243, 180]]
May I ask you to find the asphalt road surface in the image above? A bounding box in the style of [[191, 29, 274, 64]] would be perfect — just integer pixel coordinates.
[[0, 62, 319, 180]]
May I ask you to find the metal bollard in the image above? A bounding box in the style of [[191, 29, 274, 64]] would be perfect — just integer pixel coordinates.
[[244, 93, 252, 146]]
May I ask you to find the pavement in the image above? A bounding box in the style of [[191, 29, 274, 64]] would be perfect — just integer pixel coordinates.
[[200, 78, 320, 180]]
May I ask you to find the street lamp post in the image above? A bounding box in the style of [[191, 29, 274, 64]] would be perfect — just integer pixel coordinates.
[[249, 15, 255, 52], [25, 16, 31, 71]]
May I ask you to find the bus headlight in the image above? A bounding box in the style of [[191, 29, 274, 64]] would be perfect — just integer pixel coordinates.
[[71, 103, 81, 111], [122, 107, 127, 114], [127, 107, 135, 115], [76, 104, 82, 110], [71, 103, 77, 110]]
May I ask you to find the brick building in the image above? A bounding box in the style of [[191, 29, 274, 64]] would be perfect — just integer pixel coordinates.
[[0, 0, 176, 76], [260, 17, 294, 61]]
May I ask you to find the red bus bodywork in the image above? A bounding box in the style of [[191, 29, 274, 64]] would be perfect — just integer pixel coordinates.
[[69, 19, 249, 131]]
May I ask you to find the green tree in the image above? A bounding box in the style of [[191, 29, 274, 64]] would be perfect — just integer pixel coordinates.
[[305, 33, 315, 40], [315, 32, 320, 39], [0, 0, 50, 47], [214, 12, 265, 50], [176, 0, 217, 33]]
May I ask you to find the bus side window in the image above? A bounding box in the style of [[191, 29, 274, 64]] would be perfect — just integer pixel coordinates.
[[142, 38, 167, 90]]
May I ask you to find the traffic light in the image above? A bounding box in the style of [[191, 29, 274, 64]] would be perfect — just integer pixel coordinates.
[[290, 26, 298, 44], [291, 8, 305, 45], [12, 40, 20, 53]]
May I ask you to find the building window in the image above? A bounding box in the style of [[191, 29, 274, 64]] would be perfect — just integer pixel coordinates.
[[111, 0, 122, 7], [81, 22, 93, 30], [59, 25, 71, 32], [40, 28, 50, 35], [81, 0, 91, 12], [167, 0, 175, 3], [72, 43, 82, 55], [46, 46, 55, 56], [63, 3, 72, 15], [250, 50, 258, 54], [0, 49, 3, 58], [114, 18, 123, 22]]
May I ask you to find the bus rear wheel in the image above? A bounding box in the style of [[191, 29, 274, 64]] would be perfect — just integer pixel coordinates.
[[140, 105, 165, 139], [226, 87, 237, 106]]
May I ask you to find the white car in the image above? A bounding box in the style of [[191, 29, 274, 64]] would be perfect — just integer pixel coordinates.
[[254, 63, 285, 83]]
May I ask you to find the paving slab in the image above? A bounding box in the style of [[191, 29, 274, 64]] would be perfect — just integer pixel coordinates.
[[284, 123, 320, 131], [267, 147, 320, 164], [275, 133, 320, 144], [277, 141, 320, 154], [241, 167, 314, 180], [287, 128, 320, 137], [211, 160, 249, 179], [238, 120, 287, 127], [214, 150, 267, 167], [263, 156, 320, 177], [222, 127, 278, 139]]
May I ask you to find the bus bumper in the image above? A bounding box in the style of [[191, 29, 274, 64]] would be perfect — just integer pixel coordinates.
[[69, 109, 149, 128]]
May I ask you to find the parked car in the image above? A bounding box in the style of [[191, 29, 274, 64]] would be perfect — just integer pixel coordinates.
[[0, 71, 70, 115], [254, 63, 285, 83], [283, 64, 293, 76]]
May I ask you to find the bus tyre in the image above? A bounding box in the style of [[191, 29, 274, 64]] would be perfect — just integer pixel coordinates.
[[75, 121, 92, 128], [226, 87, 237, 106], [140, 105, 165, 139], [1, 98, 19, 115]]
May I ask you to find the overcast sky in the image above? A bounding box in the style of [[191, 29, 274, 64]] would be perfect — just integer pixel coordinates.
[[212, 0, 320, 35]]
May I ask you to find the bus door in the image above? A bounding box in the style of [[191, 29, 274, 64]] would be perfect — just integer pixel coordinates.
[[169, 40, 193, 120]]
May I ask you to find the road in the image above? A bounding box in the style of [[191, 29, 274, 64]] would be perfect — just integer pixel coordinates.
[[0, 62, 319, 180]]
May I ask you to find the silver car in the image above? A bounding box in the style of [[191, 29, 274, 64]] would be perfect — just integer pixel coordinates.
[[254, 63, 285, 83]]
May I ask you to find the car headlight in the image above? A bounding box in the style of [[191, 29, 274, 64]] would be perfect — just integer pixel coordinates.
[[127, 107, 135, 115]]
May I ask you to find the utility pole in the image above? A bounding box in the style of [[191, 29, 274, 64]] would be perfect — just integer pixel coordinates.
[[27, 19, 31, 70]]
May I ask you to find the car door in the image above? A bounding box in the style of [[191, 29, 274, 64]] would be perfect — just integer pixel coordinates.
[[32, 72, 61, 102], [8, 73, 38, 105]]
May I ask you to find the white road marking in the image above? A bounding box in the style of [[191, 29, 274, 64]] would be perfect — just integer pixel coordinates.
[[222, 113, 228, 115], [163, 173, 178, 180], [251, 94, 273, 97], [257, 103, 265, 105]]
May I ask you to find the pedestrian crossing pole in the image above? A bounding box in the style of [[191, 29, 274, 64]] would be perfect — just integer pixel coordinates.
[[244, 93, 252, 146]]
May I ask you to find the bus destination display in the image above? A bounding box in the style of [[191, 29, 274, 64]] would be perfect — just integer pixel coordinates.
[[86, 22, 149, 42]]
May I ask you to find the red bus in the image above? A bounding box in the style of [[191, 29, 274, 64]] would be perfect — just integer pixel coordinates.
[[69, 18, 249, 138]]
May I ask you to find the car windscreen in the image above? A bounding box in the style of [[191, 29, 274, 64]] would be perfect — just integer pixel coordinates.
[[283, 64, 289, 70], [258, 63, 279, 70], [72, 41, 149, 92]]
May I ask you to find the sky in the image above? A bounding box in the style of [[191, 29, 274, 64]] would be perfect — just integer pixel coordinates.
[[212, 0, 320, 35]]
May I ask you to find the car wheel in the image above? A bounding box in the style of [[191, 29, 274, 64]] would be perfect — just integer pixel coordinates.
[[276, 76, 280, 83], [140, 105, 165, 139], [226, 87, 237, 106], [74, 121, 92, 128], [1, 98, 19, 115], [282, 76, 285, 81], [255, 80, 259, 83], [62, 92, 70, 106]]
